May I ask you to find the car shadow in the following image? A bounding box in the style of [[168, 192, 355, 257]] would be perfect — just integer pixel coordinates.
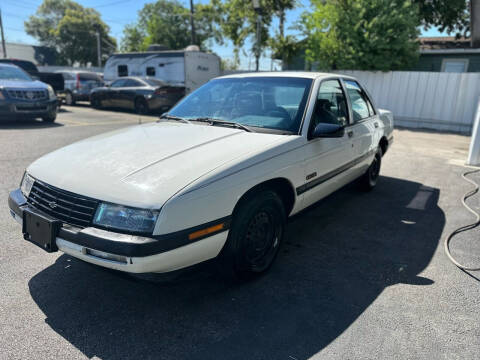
[[0, 118, 63, 129], [28, 176, 443, 360]]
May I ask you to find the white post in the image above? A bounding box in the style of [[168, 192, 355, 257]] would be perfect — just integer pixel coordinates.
[[467, 98, 480, 166]]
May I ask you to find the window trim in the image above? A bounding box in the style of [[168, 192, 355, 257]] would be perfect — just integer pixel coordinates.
[[306, 77, 351, 140], [342, 78, 376, 124]]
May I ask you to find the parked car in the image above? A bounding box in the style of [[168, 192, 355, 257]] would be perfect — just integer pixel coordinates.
[[89, 76, 185, 114], [0, 63, 58, 122], [0, 59, 65, 103], [56, 70, 103, 105], [8, 72, 393, 279]]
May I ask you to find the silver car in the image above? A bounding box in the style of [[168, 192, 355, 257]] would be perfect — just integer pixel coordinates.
[[56, 71, 103, 105]]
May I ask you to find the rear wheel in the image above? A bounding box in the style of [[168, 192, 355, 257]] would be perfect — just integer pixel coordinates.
[[135, 98, 149, 114], [360, 147, 382, 191], [218, 190, 286, 281], [65, 91, 75, 106]]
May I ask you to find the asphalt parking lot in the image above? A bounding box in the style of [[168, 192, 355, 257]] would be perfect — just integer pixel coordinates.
[[1, 105, 479, 360]]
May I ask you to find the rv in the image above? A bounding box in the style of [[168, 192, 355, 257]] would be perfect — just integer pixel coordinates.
[[103, 49, 220, 93]]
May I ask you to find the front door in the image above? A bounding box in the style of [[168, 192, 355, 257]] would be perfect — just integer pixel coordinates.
[[301, 79, 354, 209]]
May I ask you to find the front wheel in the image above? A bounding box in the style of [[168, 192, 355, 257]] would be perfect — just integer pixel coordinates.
[[42, 110, 57, 123], [359, 147, 382, 191], [91, 96, 102, 109], [218, 190, 286, 281]]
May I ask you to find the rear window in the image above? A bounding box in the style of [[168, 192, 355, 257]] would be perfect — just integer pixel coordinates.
[[79, 72, 102, 81], [144, 78, 166, 87]]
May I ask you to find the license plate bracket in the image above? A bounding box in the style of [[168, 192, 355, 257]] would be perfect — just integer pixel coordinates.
[[22, 208, 61, 253]]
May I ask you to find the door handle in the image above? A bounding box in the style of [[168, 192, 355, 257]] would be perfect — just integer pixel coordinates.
[[347, 130, 354, 138], [374, 122, 379, 128]]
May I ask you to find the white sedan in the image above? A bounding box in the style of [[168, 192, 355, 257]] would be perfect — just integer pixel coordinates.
[[8, 72, 393, 279]]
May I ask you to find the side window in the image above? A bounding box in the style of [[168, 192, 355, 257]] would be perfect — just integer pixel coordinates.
[[146, 67, 155, 76], [311, 79, 348, 129], [344, 80, 375, 122], [117, 65, 128, 77], [111, 79, 126, 88], [124, 79, 142, 87]]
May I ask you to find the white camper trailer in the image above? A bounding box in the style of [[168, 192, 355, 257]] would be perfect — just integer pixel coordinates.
[[103, 49, 220, 93]]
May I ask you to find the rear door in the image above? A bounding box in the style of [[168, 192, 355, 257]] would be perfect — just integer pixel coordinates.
[[301, 78, 353, 208], [342, 79, 378, 176]]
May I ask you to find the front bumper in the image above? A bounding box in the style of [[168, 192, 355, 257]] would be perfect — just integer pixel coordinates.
[[8, 189, 229, 273], [0, 99, 57, 118]]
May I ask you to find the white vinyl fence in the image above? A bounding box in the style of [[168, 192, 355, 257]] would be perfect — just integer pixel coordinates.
[[338, 70, 480, 134]]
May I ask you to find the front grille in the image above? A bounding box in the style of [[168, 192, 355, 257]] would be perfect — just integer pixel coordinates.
[[7, 89, 48, 100], [27, 181, 99, 228], [15, 105, 48, 112]]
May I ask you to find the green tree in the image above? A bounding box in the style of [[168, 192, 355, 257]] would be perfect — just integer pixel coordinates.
[[415, 0, 470, 35], [304, 0, 420, 71], [219, 0, 297, 69], [25, 0, 116, 65], [121, 0, 222, 52]]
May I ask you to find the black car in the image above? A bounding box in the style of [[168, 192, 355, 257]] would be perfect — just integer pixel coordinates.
[[90, 77, 185, 114], [0, 63, 58, 122]]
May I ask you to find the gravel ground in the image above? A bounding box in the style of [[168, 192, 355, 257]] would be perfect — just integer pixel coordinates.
[[0, 106, 479, 360]]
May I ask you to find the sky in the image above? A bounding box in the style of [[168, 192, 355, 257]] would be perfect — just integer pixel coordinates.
[[1, 0, 446, 70]]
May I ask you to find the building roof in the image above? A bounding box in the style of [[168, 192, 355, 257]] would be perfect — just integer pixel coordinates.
[[0, 42, 57, 65], [418, 36, 480, 54], [420, 37, 471, 50]]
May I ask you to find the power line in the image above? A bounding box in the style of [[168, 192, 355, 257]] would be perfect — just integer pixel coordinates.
[[94, 0, 135, 9]]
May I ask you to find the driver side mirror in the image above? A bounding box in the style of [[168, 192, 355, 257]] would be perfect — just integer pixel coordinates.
[[312, 123, 345, 138]]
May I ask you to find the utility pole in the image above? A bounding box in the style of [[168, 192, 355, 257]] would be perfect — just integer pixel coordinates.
[[96, 31, 101, 67], [189, 0, 196, 45], [472, 0, 480, 48], [252, 0, 262, 71], [0, 10, 7, 58]]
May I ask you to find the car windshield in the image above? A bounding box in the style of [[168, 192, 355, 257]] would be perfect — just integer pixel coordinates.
[[0, 66, 32, 81], [169, 77, 313, 133]]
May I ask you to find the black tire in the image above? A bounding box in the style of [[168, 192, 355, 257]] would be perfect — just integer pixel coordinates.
[[65, 91, 75, 106], [359, 147, 382, 191], [42, 110, 57, 123], [91, 96, 102, 109], [218, 190, 286, 281], [135, 97, 149, 114]]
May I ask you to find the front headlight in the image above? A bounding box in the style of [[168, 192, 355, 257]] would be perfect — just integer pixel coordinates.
[[20, 172, 35, 198], [93, 202, 159, 234], [47, 85, 56, 100]]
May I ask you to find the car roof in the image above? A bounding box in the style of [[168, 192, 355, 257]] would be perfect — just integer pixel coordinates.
[[216, 71, 356, 81]]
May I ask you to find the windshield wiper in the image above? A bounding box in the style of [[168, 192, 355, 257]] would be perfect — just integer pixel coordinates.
[[158, 114, 191, 124], [191, 117, 253, 132]]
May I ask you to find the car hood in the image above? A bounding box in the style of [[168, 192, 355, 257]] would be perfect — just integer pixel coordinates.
[[27, 122, 286, 208], [0, 79, 48, 89]]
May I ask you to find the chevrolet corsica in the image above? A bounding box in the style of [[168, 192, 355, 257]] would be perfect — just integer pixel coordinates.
[[8, 72, 394, 279]]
